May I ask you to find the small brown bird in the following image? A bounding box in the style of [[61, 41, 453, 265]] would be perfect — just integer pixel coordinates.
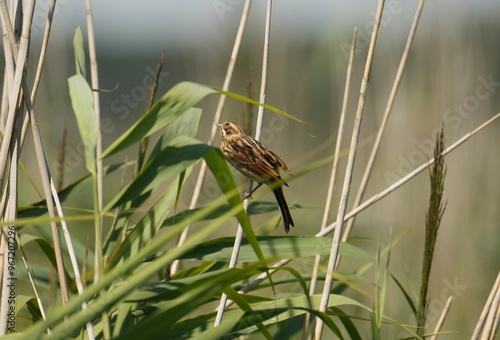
[[216, 121, 295, 233]]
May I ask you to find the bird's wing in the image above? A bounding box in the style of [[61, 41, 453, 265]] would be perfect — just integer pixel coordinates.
[[226, 135, 283, 181]]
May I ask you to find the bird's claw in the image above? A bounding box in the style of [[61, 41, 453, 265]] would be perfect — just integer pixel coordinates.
[[243, 192, 252, 200]]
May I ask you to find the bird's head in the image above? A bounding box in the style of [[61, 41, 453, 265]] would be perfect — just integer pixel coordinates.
[[215, 121, 246, 138]]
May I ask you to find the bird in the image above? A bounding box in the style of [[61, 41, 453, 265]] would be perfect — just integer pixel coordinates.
[[216, 121, 295, 233]]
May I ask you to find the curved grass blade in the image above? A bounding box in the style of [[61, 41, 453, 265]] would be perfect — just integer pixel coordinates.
[[68, 74, 96, 174], [104, 136, 214, 211], [103, 109, 201, 256], [113, 265, 263, 339], [148, 107, 202, 163], [73, 27, 86, 77], [101, 82, 214, 159], [106, 175, 186, 270], [161, 202, 302, 228], [178, 236, 373, 263]]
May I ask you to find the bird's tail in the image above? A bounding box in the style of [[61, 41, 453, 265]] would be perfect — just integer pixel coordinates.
[[273, 186, 295, 233]]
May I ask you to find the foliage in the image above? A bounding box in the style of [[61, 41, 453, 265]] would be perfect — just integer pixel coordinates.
[[7, 3, 497, 338], [7, 54, 384, 338]]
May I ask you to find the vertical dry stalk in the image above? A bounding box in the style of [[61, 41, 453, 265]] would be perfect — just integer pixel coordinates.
[[471, 272, 500, 340], [30, 6, 92, 333], [342, 0, 426, 244], [0, 0, 71, 308], [0, 0, 28, 186], [84, 2, 105, 337], [19, 0, 57, 150], [472, 272, 500, 339], [304, 27, 358, 337], [244, 78, 254, 135], [84, 0, 104, 283], [253, 0, 272, 140], [0, 76, 8, 131], [30, 0, 57, 102], [171, 0, 252, 275], [49, 180, 95, 338], [481, 284, 500, 339], [0, 2, 93, 336], [430, 296, 453, 340], [28, 1, 97, 332], [417, 127, 447, 337], [214, 0, 273, 326], [314, 0, 386, 337], [16, 0, 57, 155]]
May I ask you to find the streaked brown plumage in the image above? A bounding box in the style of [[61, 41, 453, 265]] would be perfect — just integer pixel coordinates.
[[216, 121, 295, 233]]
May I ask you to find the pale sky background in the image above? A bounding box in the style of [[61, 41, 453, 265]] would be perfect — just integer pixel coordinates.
[[33, 0, 500, 52]]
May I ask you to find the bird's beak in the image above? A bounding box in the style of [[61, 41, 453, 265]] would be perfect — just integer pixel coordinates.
[[215, 123, 222, 127]]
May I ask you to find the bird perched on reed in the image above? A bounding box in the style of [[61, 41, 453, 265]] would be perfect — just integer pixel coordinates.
[[216, 121, 295, 233]]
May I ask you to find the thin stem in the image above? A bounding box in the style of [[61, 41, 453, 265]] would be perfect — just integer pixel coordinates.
[[0, 0, 71, 306], [0, 0, 28, 187], [482, 280, 500, 339], [18, 244, 51, 334], [214, 0, 272, 326], [342, 0, 426, 244], [429, 296, 453, 340], [320, 30, 358, 232], [11, 0, 94, 335], [28, 89, 71, 305], [171, 0, 252, 275], [472, 272, 500, 339], [84, 0, 104, 279], [253, 0, 272, 141], [31, 0, 57, 103], [213, 215, 246, 326], [84, 1, 105, 337], [314, 0, 385, 337], [50, 180, 94, 338], [305, 27, 358, 338], [19, 0, 57, 154], [0, 45, 22, 328]]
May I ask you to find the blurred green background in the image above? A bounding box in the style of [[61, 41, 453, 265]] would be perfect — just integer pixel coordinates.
[[12, 0, 500, 338]]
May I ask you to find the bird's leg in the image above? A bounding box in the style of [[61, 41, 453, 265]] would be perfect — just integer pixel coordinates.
[[243, 183, 263, 200]]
